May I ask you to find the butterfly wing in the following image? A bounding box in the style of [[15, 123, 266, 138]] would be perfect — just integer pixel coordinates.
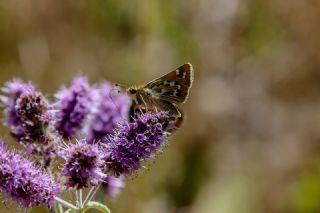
[[144, 63, 194, 104], [129, 99, 184, 132]]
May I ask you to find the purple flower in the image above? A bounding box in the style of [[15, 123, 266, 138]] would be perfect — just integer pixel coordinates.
[[1, 79, 51, 143], [62, 139, 105, 189], [15, 91, 50, 127], [84, 82, 130, 143], [1, 79, 34, 132], [13, 91, 50, 142], [104, 111, 170, 176], [1, 79, 35, 98], [0, 141, 60, 208], [1, 80, 59, 168], [54, 76, 94, 139], [103, 176, 124, 198], [25, 133, 59, 168]]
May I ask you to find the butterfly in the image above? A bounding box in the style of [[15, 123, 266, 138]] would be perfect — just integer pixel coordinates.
[[117, 63, 194, 131]]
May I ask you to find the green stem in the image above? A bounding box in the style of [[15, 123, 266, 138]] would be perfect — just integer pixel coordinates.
[[58, 203, 64, 213], [83, 187, 95, 206], [54, 197, 78, 210], [76, 190, 79, 208], [82, 184, 101, 207], [79, 189, 83, 208]]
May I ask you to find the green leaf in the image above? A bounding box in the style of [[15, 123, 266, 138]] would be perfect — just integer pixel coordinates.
[[82, 201, 111, 213]]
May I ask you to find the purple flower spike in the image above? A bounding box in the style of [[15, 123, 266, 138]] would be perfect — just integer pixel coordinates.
[[54, 76, 94, 139], [1, 79, 59, 168], [2, 79, 35, 98], [62, 139, 105, 189], [103, 176, 124, 198], [1, 79, 35, 130], [1, 79, 51, 143], [85, 82, 130, 143], [104, 111, 170, 176], [0, 141, 60, 208], [15, 91, 50, 127]]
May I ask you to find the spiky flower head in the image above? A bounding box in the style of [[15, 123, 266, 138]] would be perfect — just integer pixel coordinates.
[[0, 141, 60, 208], [15, 91, 50, 127], [1, 79, 35, 98], [1, 79, 34, 135], [62, 139, 105, 189], [54, 76, 94, 139], [24, 132, 59, 168], [1, 79, 51, 143], [104, 111, 170, 176], [84, 82, 130, 143]]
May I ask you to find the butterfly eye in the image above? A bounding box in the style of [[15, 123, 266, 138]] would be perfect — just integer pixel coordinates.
[[129, 88, 137, 94]]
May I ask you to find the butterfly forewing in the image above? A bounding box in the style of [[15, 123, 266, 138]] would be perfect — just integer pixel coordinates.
[[145, 63, 194, 104]]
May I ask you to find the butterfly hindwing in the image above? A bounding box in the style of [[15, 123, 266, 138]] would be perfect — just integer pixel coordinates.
[[145, 63, 193, 104], [129, 99, 184, 131]]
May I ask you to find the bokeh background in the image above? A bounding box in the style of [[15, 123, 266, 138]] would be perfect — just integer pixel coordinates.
[[1, 0, 320, 212]]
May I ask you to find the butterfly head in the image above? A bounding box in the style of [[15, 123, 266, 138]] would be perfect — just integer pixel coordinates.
[[128, 87, 137, 95], [125, 86, 141, 98]]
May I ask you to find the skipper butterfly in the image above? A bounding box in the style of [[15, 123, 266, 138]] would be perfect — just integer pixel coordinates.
[[117, 63, 194, 131]]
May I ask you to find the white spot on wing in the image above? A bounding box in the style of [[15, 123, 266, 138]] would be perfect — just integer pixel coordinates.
[[176, 69, 180, 75]]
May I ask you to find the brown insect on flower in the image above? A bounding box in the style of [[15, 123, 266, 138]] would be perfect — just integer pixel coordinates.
[[117, 63, 194, 131]]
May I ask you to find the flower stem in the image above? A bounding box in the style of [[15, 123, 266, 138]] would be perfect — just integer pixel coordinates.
[[79, 189, 83, 208], [76, 190, 79, 208], [83, 187, 95, 207], [58, 204, 64, 213], [54, 197, 78, 210], [82, 184, 101, 207]]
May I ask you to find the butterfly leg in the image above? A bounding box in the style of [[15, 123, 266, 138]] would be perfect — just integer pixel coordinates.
[[138, 93, 155, 114], [150, 98, 159, 112], [129, 100, 140, 122], [139, 93, 148, 106], [129, 95, 150, 122]]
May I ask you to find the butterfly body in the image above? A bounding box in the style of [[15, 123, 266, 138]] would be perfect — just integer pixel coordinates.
[[124, 63, 193, 130]]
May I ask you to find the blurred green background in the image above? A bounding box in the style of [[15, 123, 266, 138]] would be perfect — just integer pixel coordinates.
[[1, 0, 320, 212]]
